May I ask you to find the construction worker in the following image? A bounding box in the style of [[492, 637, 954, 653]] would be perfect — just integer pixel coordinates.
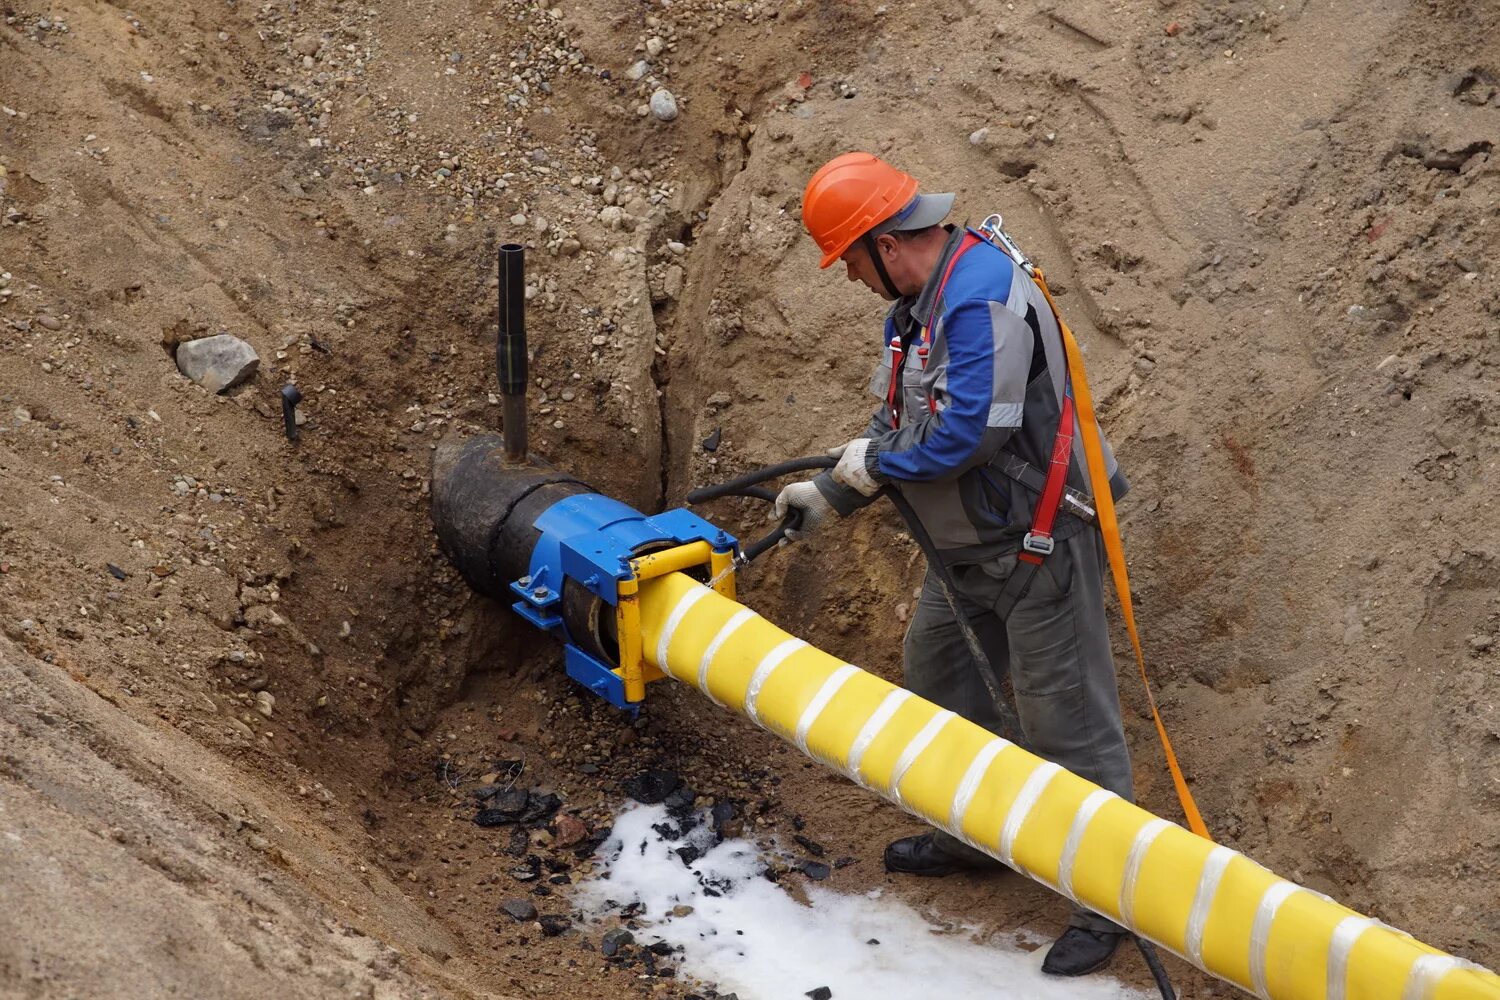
[[774, 152, 1136, 977]]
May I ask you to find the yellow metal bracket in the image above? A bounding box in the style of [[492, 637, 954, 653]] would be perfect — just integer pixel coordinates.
[[615, 540, 736, 703]]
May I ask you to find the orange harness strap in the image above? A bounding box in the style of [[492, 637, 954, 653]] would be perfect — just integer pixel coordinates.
[[1034, 266, 1211, 841]]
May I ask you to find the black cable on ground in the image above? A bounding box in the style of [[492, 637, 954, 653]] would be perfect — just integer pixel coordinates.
[[1135, 936, 1177, 1000]]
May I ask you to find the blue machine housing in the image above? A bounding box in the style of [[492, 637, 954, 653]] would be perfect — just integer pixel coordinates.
[[508, 492, 735, 711]]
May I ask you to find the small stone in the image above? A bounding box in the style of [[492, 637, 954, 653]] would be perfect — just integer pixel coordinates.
[[968, 127, 989, 146], [649, 89, 678, 122], [625, 60, 649, 81], [36, 314, 61, 331], [559, 239, 582, 256], [701, 427, 721, 453], [553, 813, 589, 847], [1471, 634, 1494, 652], [806, 989, 832, 1000], [601, 927, 635, 957], [175, 334, 260, 394], [666, 240, 686, 255], [645, 36, 665, 57], [662, 264, 685, 300], [254, 691, 275, 718], [292, 34, 321, 55], [670, 904, 694, 918], [501, 898, 537, 922], [106, 564, 127, 581], [510, 212, 527, 226]]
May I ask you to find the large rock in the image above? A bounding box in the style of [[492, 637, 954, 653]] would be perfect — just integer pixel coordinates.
[[175, 334, 259, 393]]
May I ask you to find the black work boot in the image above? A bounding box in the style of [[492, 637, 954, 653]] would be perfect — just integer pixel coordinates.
[[883, 832, 998, 877], [1041, 926, 1127, 977]]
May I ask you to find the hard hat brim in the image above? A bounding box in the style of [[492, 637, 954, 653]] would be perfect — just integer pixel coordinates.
[[818, 191, 955, 268]]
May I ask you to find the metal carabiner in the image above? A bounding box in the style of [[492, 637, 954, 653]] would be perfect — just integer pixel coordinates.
[[977, 213, 1036, 277]]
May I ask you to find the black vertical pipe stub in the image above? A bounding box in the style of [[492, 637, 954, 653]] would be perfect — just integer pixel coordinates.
[[498, 243, 528, 462]]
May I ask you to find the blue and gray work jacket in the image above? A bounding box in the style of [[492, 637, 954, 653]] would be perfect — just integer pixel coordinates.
[[814, 225, 1129, 565]]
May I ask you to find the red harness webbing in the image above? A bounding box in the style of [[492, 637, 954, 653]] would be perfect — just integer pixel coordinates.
[[887, 231, 1077, 557], [886, 233, 983, 428]]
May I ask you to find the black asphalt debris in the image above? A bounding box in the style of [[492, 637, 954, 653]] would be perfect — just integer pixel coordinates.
[[601, 927, 635, 957], [474, 789, 562, 828], [793, 834, 825, 857], [805, 988, 832, 1000], [539, 914, 571, 937], [623, 768, 681, 805]]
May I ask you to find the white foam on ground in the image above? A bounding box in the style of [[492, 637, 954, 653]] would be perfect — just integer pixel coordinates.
[[578, 804, 1151, 1000]]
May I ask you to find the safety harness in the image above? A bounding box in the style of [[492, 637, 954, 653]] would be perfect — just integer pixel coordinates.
[[895, 219, 1209, 840]]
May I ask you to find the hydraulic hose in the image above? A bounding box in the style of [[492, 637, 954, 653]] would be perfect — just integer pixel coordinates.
[[688, 456, 1023, 740]]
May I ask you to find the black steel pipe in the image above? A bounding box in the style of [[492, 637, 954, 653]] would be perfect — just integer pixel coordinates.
[[430, 434, 617, 663], [498, 243, 528, 463], [430, 435, 588, 600]]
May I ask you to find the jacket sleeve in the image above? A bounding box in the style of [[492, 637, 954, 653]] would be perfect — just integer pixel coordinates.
[[872, 297, 1033, 482]]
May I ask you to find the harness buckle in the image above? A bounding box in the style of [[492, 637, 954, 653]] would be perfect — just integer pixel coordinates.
[[1061, 490, 1096, 521], [1022, 531, 1055, 557]]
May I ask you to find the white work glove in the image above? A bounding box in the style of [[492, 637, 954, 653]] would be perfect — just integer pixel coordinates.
[[828, 436, 885, 497], [771, 480, 832, 541]]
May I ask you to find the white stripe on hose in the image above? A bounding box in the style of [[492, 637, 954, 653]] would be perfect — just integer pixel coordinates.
[[846, 689, 913, 784], [1402, 955, 1462, 1000], [946, 739, 1009, 836], [794, 664, 860, 757], [1057, 788, 1114, 902], [1185, 845, 1236, 968], [1118, 818, 1172, 929], [1250, 880, 1302, 999], [999, 762, 1062, 872], [887, 710, 956, 803], [743, 639, 807, 726], [1327, 915, 1377, 1000], [654, 585, 710, 677], [696, 608, 755, 703]]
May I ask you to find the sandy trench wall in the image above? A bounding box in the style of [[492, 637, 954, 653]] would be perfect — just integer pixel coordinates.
[[0, 0, 1498, 995]]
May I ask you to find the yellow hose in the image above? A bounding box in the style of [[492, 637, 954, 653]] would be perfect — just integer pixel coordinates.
[[638, 571, 1500, 1000]]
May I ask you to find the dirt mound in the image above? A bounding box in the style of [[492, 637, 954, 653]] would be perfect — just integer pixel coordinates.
[[1, 0, 1497, 996]]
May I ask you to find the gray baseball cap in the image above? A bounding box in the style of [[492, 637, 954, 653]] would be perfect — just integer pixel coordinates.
[[871, 191, 955, 236]]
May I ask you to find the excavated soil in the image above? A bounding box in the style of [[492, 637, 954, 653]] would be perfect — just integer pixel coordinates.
[[2, 0, 1498, 997]]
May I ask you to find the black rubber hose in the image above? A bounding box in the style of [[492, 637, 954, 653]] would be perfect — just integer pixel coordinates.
[[881, 485, 1023, 743], [687, 455, 1022, 741], [1135, 937, 1177, 999], [684, 457, 839, 504]]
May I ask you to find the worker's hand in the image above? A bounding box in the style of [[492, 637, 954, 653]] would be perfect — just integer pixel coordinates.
[[771, 480, 832, 541], [829, 437, 885, 497]]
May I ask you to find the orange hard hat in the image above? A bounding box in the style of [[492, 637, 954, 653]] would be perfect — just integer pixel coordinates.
[[802, 152, 921, 268]]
